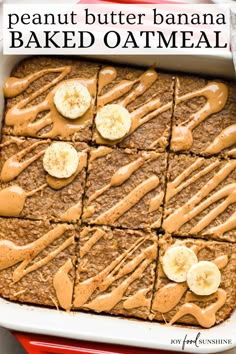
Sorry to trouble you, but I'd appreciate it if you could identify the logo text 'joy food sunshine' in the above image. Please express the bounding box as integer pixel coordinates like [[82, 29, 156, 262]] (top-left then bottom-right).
[[170, 332, 233, 350]]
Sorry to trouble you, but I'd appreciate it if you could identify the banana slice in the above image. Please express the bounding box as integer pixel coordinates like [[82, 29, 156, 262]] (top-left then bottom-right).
[[54, 81, 91, 119], [162, 246, 198, 283], [43, 142, 79, 178], [95, 104, 131, 140], [187, 261, 221, 296]]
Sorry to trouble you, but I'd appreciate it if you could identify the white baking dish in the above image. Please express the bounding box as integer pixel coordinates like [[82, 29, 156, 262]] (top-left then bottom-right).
[[0, 47, 235, 354]]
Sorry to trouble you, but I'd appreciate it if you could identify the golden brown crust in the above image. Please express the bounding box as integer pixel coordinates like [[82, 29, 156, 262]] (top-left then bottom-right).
[[0, 136, 88, 222], [171, 74, 236, 157], [73, 226, 158, 319], [0, 56, 235, 328], [151, 235, 236, 326], [0, 218, 76, 310], [83, 148, 167, 229]]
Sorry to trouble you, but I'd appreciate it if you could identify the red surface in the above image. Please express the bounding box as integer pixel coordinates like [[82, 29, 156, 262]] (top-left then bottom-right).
[[13, 332, 180, 354]]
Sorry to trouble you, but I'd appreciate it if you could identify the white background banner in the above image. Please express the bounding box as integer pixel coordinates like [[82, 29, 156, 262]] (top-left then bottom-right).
[[3, 3, 230, 55]]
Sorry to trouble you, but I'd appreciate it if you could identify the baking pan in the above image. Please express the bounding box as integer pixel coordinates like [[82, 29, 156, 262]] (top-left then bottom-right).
[[0, 1, 235, 351], [0, 43, 235, 353]]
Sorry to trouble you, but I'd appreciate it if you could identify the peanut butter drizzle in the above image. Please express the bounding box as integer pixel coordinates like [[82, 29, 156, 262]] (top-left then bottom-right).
[[148, 131, 168, 149], [0, 183, 47, 218], [130, 101, 170, 134], [95, 99, 171, 146], [165, 158, 215, 202], [171, 81, 228, 151], [99, 243, 155, 293], [82, 206, 95, 220], [60, 201, 82, 222], [53, 259, 73, 311], [98, 68, 157, 108], [152, 283, 188, 313], [0, 139, 52, 216], [170, 182, 236, 235], [74, 236, 154, 308], [85, 257, 154, 312], [4, 67, 96, 140], [75, 239, 139, 306], [0, 140, 48, 183], [13, 289, 26, 297], [123, 288, 150, 309], [46, 152, 87, 190], [4, 67, 233, 154], [98, 79, 136, 108], [0, 224, 73, 282], [87, 151, 160, 205], [98, 67, 117, 94], [204, 124, 236, 154], [97, 68, 232, 154], [163, 160, 236, 235], [185, 290, 219, 304], [5, 66, 71, 126], [0, 186, 26, 217], [168, 289, 227, 328], [149, 191, 164, 213], [190, 183, 236, 234], [227, 148, 236, 158], [3, 68, 68, 98], [80, 229, 105, 258], [89, 146, 113, 164], [119, 70, 158, 107], [213, 255, 228, 269], [93, 175, 159, 225], [0, 137, 24, 148], [96, 67, 173, 146], [208, 211, 236, 236], [15, 236, 74, 283], [26, 183, 47, 197], [153, 254, 228, 326], [150, 218, 161, 229], [81, 243, 156, 312]]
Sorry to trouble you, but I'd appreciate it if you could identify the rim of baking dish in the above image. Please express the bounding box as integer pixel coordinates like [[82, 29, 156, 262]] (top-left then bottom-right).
[[0, 297, 236, 353]]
